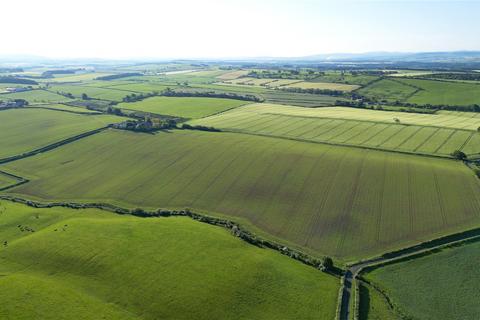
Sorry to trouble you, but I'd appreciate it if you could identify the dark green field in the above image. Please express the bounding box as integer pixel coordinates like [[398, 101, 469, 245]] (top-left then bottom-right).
[[363, 239, 480, 320]]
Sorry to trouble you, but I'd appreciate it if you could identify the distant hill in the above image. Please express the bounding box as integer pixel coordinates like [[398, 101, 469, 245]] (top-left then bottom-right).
[[300, 51, 480, 63]]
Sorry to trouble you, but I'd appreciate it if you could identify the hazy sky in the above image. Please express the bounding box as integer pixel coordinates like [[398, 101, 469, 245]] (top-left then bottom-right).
[[3, 0, 479, 59]]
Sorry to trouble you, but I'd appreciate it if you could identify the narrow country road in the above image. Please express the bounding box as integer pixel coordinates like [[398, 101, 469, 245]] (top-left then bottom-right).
[[338, 232, 480, 320]]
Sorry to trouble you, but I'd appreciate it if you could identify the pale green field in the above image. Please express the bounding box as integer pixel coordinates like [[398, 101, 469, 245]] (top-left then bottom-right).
[[48, 84, 132, 101], [0, 108, 124, 160], [0, 200, 339, 320], [102, 82, 171, 93], [118, 96, 248, 118], [283, 81, 360, 91], [0, 89, 71, 104], [45, 73, 114, 82], [216, 70, 250, 80], [27, 103, 101, 114], [3, 129, 480, 261], [189, 104, 480, 157]]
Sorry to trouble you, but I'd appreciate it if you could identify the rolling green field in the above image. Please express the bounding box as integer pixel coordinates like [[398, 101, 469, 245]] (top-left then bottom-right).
[[0, 89, 72, 104], [3, 129, 480, 261], [283, 81, 360, 91], [0, 108, 124, 160], [0, 200, 339, 320], [117, 96, 248, 118], [357, 79, 418, 102], [400, 78, 480, 106], [27, 103, 102, 114], [189, 103, 480, 157], [48, 84, 133, 101], [0, 172, 18, 190], [360, 77, 480, 106], [363, 239, 480, 320]]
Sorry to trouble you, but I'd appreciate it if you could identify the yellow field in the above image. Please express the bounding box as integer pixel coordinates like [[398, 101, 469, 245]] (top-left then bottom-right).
[[216, 70, 250, 80]]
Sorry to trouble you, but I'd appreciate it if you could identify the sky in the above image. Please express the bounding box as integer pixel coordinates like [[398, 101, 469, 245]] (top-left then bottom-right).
[[2, 0, 480, 59]]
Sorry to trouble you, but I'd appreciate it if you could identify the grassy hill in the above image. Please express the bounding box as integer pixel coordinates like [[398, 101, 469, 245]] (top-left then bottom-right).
[[0, 200, 339, 320], [3, 129, 480, 261]]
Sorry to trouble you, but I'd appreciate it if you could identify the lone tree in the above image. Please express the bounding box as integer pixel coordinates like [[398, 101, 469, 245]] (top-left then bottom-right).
[[81, 93, 89, 100], [451, 150, 467, 160], [321, 256, 334, 272]]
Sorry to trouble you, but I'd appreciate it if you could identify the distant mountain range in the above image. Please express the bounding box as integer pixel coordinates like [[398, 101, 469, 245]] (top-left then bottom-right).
[[298, 51, 480, 63], [2, 51, 480, 66]]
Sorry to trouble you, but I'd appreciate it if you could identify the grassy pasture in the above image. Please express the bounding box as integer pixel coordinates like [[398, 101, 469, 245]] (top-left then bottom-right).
[[27, 103, 102, 114], [358, 79, 418, 102], [363, 239, 480, 320], [117, 96, 248, 118], [48, 84, 131, 101], [311, 72, 378, 86], [0, 172, 18, 189], [0, 200, 339, 320], [189, 104, 480, 157], [3, 129, 480, 261], [400, 78, 480, 106], [283, 81, 360, 91], [102, 82, 171, 93], [0, 108, 123, 160], [0, 89, 71, 104], [45, 73, 114, 82]]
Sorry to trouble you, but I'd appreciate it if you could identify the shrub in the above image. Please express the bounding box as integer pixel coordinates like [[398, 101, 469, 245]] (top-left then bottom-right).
[[451, 150, 467, 160]]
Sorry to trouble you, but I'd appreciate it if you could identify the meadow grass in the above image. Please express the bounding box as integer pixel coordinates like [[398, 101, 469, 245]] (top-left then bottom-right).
[[0, 89, 72, 104], [400, 78, 480, 106], [363, 239, 480, 320], [3, 129, 480, 261], [48, 84, 132, 101], [117, 96, 248, 118], [27, 103, 101, 114], [189, 103, 480, 157], [0, 108, 124, 160], [0, 172, 17, 189], [283, 81, 360, 91], [358, 79, 418, 102], [0, 200, 339, 320]]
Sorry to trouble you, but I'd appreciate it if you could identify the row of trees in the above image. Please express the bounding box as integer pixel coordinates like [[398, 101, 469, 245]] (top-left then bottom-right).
[[0, 76, 38, 85]]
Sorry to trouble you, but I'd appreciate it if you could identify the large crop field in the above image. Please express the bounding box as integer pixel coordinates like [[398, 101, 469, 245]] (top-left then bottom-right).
[[363, 239, 480, 320], [401, 78, 480, 106], [0, 200, 339, 319], [3, 129, 480, 260], [282, 81, 360, 91], [0, 89, 72, 104], [189, 103, 480, 157], [117, 96, 248, 118], [357, 79, 418, 102], [0, 108, 124, 160], [48, 84, 133, 101]]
